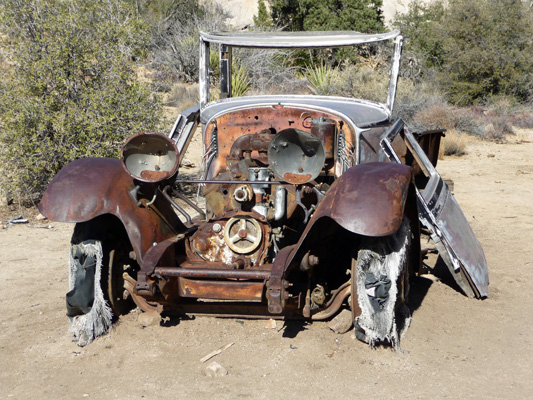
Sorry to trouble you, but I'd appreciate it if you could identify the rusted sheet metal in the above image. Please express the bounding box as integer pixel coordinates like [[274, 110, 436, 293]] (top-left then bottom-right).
[[204, 106, 354, 179], [283, 172, 312, 184], [178, 278, 264, 301], [413, 130, 445, 169], [138, 235, 182, 278], [310, 118, 336, 158], [266, 245, 296, 314], [260, 162, 412, 313], [228, 131, 272, 160], [313, 162, 412, 237], [359, 126, 390, 164], [38, 158, 184, 264], [186, 212, 269, 266], [140, 170, 171, 181]]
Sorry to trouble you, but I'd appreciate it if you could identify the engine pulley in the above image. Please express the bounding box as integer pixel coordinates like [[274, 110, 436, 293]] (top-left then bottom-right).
[[224, 216, 262, 254]]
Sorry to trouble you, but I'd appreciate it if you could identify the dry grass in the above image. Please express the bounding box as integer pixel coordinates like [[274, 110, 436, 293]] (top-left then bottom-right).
[[441, 129, 469, 157], [412, 103, 457, 131], [165, 83, 199, 110]]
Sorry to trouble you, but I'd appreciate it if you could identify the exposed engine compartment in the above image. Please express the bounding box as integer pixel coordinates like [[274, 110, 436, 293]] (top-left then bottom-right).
[[189, 115, 342, 270]]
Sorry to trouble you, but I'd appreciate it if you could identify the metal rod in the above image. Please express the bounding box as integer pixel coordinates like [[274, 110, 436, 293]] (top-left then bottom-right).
[[174, 179, 291, 185], [155, 266, 271, 280], [173, 190, 206, 220], [162, 186, 192, 224]]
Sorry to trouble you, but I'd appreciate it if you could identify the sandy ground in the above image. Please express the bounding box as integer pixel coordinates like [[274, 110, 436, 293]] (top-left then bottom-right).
[[1, 129, 533, 399]]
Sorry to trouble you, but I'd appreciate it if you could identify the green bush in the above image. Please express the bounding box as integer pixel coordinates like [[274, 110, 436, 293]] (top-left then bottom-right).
[[394, 0, 533, 106], [393, 0, 445, 70], [253, 0, 273, 29], [147, 0, 230, 82], [0, 0, 163, 201], [439, 0, 533, 106], [270, 0, 384, 33]]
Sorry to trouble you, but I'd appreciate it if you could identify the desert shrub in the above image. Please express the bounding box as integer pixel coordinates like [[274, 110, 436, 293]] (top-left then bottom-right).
[[509, 111, 533, 130], [331, 64, 389, 103], [231, 45, 301, 94], [439, 0, 533, 105], [453, 109, 486, 137], [148, 0, 231, 82], [166, 83, 199, 109], [394, 0, 533, 106], [251, 72, 309, 95], [407, 102, 488, 137], [393, 0, 446, 70], [394, 87, 484, 138], [304, 63, 334, 95], [483, 118, 514, 141], [393, 76, 444, 124], [231, 64, 252, 97], [0, 0, 163, 200], [442, 130, 468, 156], [410, 103, 458, 132]]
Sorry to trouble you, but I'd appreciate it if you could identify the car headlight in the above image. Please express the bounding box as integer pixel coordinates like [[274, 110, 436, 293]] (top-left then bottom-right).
[[121, 132, 179, 183], [268, 128, 326, 184]]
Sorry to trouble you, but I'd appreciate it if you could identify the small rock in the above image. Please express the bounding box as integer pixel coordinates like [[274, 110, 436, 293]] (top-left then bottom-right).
[[328, 309, 353, 334], [181, 158, 195, 168], [204, 361, 228, 377], [138, 311, 161, 327], [264, 318, 276, 329], [487, 153, 495, 158], [35, 213, 47, 221]]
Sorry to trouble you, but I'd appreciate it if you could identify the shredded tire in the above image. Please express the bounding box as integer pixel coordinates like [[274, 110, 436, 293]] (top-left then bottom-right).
[[68, 241, 113, 346], [354, 218, 410, 349]]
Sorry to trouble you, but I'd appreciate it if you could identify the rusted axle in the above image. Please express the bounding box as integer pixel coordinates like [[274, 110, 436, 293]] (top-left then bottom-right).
[[154, 266, 271, 280]]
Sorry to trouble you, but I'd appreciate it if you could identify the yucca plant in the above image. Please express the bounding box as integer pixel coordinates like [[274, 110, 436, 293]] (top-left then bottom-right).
[[232, 64, 251, 97], [305, 63, 334, 95]]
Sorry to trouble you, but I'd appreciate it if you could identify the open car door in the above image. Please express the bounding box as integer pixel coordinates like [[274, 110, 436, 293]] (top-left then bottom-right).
[[381, 120, 489, 298]]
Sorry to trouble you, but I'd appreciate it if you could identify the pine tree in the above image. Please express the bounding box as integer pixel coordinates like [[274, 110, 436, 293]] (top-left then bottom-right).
[[270, 0, 384, 33]]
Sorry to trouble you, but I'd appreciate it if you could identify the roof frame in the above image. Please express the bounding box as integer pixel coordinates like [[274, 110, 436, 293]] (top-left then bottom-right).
[[199, 30, 403, 113]]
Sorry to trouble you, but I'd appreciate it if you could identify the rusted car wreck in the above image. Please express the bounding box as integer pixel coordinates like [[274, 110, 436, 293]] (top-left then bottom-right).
[[39, 30, 489, 347]]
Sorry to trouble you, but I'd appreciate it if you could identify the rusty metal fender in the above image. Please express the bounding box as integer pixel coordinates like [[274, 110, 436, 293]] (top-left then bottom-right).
[[313, 162, 412, 237], [264, 162, 413, 313], [38, 158, 184, 264]]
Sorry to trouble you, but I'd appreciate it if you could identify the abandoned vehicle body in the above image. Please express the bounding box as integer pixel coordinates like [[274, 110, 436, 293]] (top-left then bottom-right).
[[39, 30, 489, 347]]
